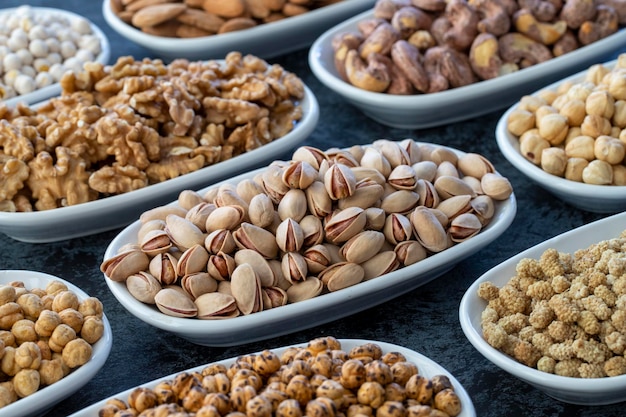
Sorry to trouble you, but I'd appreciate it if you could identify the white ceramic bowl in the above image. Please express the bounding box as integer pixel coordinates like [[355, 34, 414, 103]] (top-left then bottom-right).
[[0, 85, 318, 243], [459, 211, 626, 406], [0, 270, 112, 417], [308, 10, 626, 129], [68, 338, 476, 417], [1, 7, 110, 108], [495, 58, 626, 214], [102, 0, 375, 61], [103, 141, 517, 347]]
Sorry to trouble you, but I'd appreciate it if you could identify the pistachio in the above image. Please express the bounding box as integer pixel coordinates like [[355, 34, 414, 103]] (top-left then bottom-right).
[[361, 251, 400, 280], [263, 287, 288, 309], [281, 252, 308, 284], [415, 179, 439, 208], [185, 202, 217, 231], [180, 272, 218, 300], [149, 253, 179, 285], [324, 207, 367, 244], [291, 146, 328, 170], [248, 193, 276, 229], [448, 213, 482, 242], [319, 262, 365, 292], [140, 206, 188, 224], [470, 195, 495, 226], [430, 147, 458, 166], [433, 176, 476, 200], [262, 164, 289, 204], [394, 240, 427, 266], [351, 167, 387, 186], [400, 138, 422, 164], [387, 165, 417, 190], [126, 271, 161, 304], [412, 161, 437, 182], [457, 153, 494, 179], [303, 244, 332, 274], [340, 231, 386, 264], [234, 249, 275, 287], [101, 248, 150, 282], [236, 179, 265, 204], [300, 215, 324, 247], [176, 244, 210, 277], [383, 213, 413, 244], [154, 288, 197, 318], [139, 229, 172, 256], [233, 223, 279, 259], [338, 179, 384, 210], [278, 189, 308, 222], [328, 149, 360, 167], [137, 219, 166, 246], [214, 185, 249, 215], [286, 277, 323, 303], [204, 229, 236, 255], [230, 263, 262, 315], [275, 218, 305, 253], [205, 205, 245, 232], [178, 190, 205, 211], [435, 195, 472, 223], [282, 160, 318, 189], [364, 207, 386, 231], [165, 214, 206, 251], [380, 190, 419, 215], [480, 173, 513, 200], [373, 139, 411, 168], [324, 163, 357, 200], [410, 206, 448, 253], [360, 147, 391, 178], [195, 292, 239, 319], [207, 252, 236, 281], [435, 161, 460, 179], [305, 181, 333, 218]]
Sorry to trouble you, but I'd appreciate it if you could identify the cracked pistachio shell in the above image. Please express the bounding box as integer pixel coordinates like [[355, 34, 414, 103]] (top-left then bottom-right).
[[324, 163, 357, 200], [416, 179, 440, 208], [430, 147, 458, 166], [457, 153, 495, 179], [137, 219, 166, 246], [303, 244, 332, 274], [154, 288, 197, 318], [383, 213, 413, 244], [214, 186, 249, 213], [233, 222, 279, 259], [230, 263, 262, 315], [324, 207, 367, 244], [400, 139, 422, 165], [300, 215, 324, 247], [165, 214, 205, 251], [139, 229, 172, 256], [338, 180, 384, 210], [205, 205, 245, 232], [281, 252, 308, 284], [435, 195, 472, 223], [181, 272, 218, 300], [328, 149, 360, 167], [276, 218, 305, 253], [126, 271, 161, 304], [412, 161, 438, 182], [178, 190, 205, 211], [361, 251, 400, 280], [340, 231, 385, 264], [100, 249, 150, 282], [319, 262, 365, 292], [380, 190, 420, 215], [286, 277, 323, 303], [248, 193, 276, 229], [263, 287, 288, 309], [236, 179, 265, 204], [373, 139, 411, 168], [410, 206, 449, 253], [195, 292, 239, 319], [278, 189, 308, 222], [435, 161, 460, 179], [140, 205, 188, 224], [291, 146, 328, 170], [480, 173, 513, 200], [388, 165, 418, 190], [351, 167, 387, 186], [394, 240, 427, 266], [282, 160, 318, 189], [234, 249, 275, 287], [185, 202, 217, 231], [305, 181, 333, 218], [434, 176, 476, 200], [365, 207, 386, 231], [176, 244, 210, 277], [448, 213, 482, 242], [360, 147, 391, 178], [204, 229, 236, 255], [470, 195, 495, 226], [207, 252, 235, 281], [149, 252, 179, 285], [262, 164, 290, 204]]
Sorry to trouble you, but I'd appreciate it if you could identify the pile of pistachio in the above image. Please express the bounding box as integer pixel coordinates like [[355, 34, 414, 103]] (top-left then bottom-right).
[[101, 139, 513, 319]]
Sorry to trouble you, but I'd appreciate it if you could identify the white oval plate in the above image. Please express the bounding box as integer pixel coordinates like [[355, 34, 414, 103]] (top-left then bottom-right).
[[68, 338, 476, 416], [0, 270, 112, 417], [102, 0, 376, 61], [496, 57, 626, 214], [460, 211, 626, 405], [103, 141, 517, 347], [309, 9, 626, 129], [0, 84, 318, 243], [1, 7, 111, 108]]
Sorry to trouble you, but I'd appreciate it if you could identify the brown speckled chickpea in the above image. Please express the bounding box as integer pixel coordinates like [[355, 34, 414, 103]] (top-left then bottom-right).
[[48, 323, 76, 353], [39, 358, 64, 386], [434, 388, 462, 416], [13, 368, 39, 398], [34, 309, 61, 338], [376, 400, 406, 417], [276, 398, 302, 417], [285, 374, 313, 407], [365, 360, 393, 385], [340, 359, 366, 389], [254, 349, 282, 377], [16, 293, 43, 321], [405, 374, 433, 404], [231, 385, 257, 412], [59, 308, 84, 333], [391, 361, 418, 386], [357, 381, 386, 408], [430, 375, 453, 394], [61, 338, 92, 368], [0, 302, 24, 330], [45, 281, 68, 296], [182, 385, 209, 413], [310, 352, 333, 378], [128, 387, 159, 413], [11, 319, 37, 344], [80, 315, 104, 344], [202, 391, 231, 415], [305, 397, 336, 417], [78, 296, 104, 318], [349, 343, 383, 363], [381, 352, 407, 366]]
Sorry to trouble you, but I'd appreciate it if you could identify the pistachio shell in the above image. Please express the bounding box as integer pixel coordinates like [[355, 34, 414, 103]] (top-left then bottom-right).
[[286, 277, 323, 302], [205, 205, 245, 232], [263, 287, 288, 309], [230, 263, 262, 315], [412, 161, 437, 182], [185, 202, 217, 231], [448, 213, 482, 242], [214, 186, 249, 214], [433, 176, 476, 200], [282, 160, 318, 189], [140, 206, 188, 224], [176, 244, 210, 276], [154, 288, 197, 318], [204, 229, 236, 255], [340, 231, 385, 264], [262, 164, 289, 203], [195, 292, 239, 319], [361, 251, 400, 280], [328, 149, 360, 167], [481, 173, 513, 200], [400, 138, 422, 165], [126, 271, 161, 304], [394, 240, 427, 266], [281, 252, 308, 284], [278, 189, 307, 221], [324, 207, 367, 244], [300, 215, 324, 247], [233, 223, 279, 259], [410, 206, 449, 253], [305, 181, 333, 218], [234, 249, 275, 287], [324, 163, 357, 200], [178, 190, 205, 210], [435, 161, 460, 179], [207, 252, 235, 281], [380, 190, 419, 215], [415, 179, 440, 208], [149, 252, 179, 285], [471, 195, 495, 225], [435, 195, 472, 223], [364, 207, 386, 231], [139, 229, 172, 256], [457, 153, 495, 179], [337, 180, 384, 210], [387, 165, 417, 190], [248, 193, 276, 229], [430, 147, 458, 166], [165, 214, 206, 251], [373, 139, 411, 168], [350, 167, 387, 186], [303, 244, 331, 274], [291, 146, 328, 170], [276, 218, 305, 253], [383, 213, 413, 244], [360, 147, 391, 178], [319, 262, 365, 292], [100, 249, 150, 282], [236, 179, 265, 204], [137, 219, 166, 245], [181, 272, 218, 300]]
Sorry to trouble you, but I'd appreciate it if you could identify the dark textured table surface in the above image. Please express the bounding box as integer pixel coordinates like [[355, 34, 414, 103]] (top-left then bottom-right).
[[0, 1, 623, 416]]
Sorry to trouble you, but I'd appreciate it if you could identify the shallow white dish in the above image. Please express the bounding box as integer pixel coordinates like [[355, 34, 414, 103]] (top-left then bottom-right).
[[0, 85, 318, 243], [459, 211, 626, 405], [495, 58, 626, 214], [308, 9, 626, 129], [1, 7, 110, 108], [68, 338, 476, 416], [103, 142, 517, 347], [0, 270, 112, 417], [102, 0, 376, 61]]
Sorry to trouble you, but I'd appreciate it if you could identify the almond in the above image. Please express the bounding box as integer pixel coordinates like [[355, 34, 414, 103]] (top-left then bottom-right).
[[202, 0, 246, 18], [131, 3, 187, 28]]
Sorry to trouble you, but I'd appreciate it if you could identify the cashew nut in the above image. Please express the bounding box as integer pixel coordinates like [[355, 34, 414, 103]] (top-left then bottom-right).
[[470, 32, 519, 80], [390, 40, 430, 93], [498, 32, 553, 68], [332, 32, 364, 82], [358, 22, 400, 59], [514, 8, 567, 45], [518, 0, 562, 22], [559, 0, 597, 29], [578, 5, 619, 45], [468, 0, 512, 36], [344, 49, 391, 93]]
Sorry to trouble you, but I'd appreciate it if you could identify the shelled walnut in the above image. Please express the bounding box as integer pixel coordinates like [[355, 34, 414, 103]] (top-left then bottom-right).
[[333, 0, 625, 94], [0, 52, 305, 212], [110, 0, 346, 38]]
